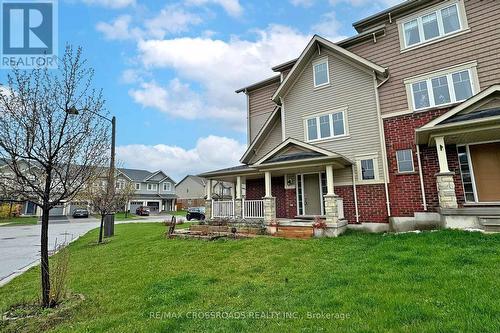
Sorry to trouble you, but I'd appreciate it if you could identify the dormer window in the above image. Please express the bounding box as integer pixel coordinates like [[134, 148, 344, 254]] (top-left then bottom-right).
[[400, 1, 467, 50], [313, 58, 329, 87]]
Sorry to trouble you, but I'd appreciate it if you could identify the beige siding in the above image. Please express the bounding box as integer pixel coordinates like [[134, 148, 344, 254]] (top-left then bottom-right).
[[347, 0, 500, 116], [250, 118, 283, 164], [283, 50, 384, 184], [248, 81, 280, 142]]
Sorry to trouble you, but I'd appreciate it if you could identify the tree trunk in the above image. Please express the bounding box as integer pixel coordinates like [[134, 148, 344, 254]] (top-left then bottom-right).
[[98, 214, 104, 243], [41, 207, 51, 307], [9, 201, 13, 217]]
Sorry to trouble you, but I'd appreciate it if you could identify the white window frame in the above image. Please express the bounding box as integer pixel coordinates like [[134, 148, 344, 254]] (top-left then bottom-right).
[[147, 183, 157, 191], [135, 183, 140, 190], [312, 57, 330, 88], [398, 0, 469, 51], [356, 155, 380, 183], [163, 182, 171, 191], [303, 107, 348, 143], [396, 149, 415, 173], [404, 62, 479, 112]]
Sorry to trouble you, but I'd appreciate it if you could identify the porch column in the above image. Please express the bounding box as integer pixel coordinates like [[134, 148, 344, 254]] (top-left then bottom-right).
[[234, 176, 243, 218], [434, 136, 458, 209], [263, 171, 276, 224], [205, 179, 213, 219], [323, 165, 347, 237]]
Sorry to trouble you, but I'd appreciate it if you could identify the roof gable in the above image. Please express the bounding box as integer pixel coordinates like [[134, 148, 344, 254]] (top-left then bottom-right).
[[271, 35, 386, 103], [422, 85, 500, 129]]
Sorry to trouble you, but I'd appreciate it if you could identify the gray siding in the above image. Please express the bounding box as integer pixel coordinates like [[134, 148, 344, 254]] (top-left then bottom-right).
[[283, 50, 384, 184], [248, 81, 280, 142], [176, 177, 206, 199], [347, 0, 500, 116], [250, 118, 283, 164]]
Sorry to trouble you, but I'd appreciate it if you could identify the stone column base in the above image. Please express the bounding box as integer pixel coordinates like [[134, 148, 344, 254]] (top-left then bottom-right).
[[204, 199, 212, 220], [436, 172, 458, 209], [234, 198, 242, 219], [263, 197, 276, 224], [324, 220, 348, 237], [323, 194, 339, 224]]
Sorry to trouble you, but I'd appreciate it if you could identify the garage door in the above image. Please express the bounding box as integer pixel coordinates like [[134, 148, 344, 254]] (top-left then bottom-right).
[[130, 201, 143, 212], [49, 205, 64, 216], [147, 202, 160, 213]]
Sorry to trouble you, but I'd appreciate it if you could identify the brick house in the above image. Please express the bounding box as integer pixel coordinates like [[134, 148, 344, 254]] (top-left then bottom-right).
[[200, 0, 500, 234]]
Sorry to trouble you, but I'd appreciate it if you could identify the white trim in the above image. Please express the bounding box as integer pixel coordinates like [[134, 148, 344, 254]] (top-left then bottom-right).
[[312, 56, 330, 88], [465, 144, 479, 203], [144, 170, 167, 181], [398, 0, 468, 51], [356, 155, 380, 183], [303, 107, 348, 142], [405, 63, 479, 112], [271, 35, 387, 103]]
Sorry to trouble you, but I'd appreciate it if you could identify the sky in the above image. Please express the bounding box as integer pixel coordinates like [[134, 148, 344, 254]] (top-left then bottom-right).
[[2, 0, 403, 181]]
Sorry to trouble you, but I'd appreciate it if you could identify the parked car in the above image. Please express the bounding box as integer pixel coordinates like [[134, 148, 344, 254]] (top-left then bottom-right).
[[136, 206, 150, 216], [186, 207, 205, 221], [72, 209, 89, 218]]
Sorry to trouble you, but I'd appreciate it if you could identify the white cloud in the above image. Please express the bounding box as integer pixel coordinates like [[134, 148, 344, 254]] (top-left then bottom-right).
[[96, 15, 142, 41], [144, 5, 203, 39], [116, 135, 246, 180], [82, 0, 135, 9], [311, 11, 347, 42], [290, 0, 314, 7], [186, 0, 243, 17], [133, 24, 312, 131]]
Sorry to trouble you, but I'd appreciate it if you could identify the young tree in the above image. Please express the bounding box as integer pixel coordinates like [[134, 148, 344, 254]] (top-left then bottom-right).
[[0, 46, 110, 308], [78, 174, 135, 243]]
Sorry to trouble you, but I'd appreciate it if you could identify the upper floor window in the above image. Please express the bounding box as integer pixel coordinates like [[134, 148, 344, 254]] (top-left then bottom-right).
[[115, 181, 125, 190], [305, 109, 346, 142], [401, 2, 466, 50], [147, 183, 157, 191], [313, 58, 329, 87], [405, 63, 478, 111], [135, 183, 140, 190], [163, 182, 171, 191]]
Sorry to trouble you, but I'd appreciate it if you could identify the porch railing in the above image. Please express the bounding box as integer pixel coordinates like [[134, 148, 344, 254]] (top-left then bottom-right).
[[243, 199, 264, 219], [336, 198, 344, 220], [212, 200, 234, 218]]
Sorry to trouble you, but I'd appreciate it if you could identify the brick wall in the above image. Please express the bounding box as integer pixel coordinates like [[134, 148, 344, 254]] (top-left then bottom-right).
[[335, 184, 388, 224], [246, 177, 296, 219], [383, 109, 465, 216]]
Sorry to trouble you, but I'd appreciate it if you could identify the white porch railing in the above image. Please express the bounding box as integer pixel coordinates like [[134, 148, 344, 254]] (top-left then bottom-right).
[[243, 199, 264, 219], [336, 198, 344, 220], [212, 200, 234, 218]]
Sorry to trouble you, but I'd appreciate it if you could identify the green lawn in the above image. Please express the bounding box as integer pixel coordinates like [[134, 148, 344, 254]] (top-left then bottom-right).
[[0, 216, 38, 226], [1, 224, 499, 332], [113, 212, 138, 221], [166, 210, 188, 217]]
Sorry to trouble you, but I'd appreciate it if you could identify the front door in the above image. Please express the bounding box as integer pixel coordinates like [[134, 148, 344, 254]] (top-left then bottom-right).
[[303, 174, 322, 215], [470, 142, 500, 202]]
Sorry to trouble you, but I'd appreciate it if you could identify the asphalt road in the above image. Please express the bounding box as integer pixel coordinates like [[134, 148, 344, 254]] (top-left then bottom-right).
[[0, 215, 173, 286]]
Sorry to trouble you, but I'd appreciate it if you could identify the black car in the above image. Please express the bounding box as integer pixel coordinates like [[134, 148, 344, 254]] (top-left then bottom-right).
[[136, 206, 151, 216], [72, 209, 89, 218], [186, 207, 205, 221]]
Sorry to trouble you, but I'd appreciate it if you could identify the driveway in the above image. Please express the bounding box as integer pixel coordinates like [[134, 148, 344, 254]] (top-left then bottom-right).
[[0, 215, 175, 286]]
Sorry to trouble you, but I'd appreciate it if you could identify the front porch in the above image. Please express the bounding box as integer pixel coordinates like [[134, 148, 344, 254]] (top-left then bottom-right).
[[200, 139, 352, 237]]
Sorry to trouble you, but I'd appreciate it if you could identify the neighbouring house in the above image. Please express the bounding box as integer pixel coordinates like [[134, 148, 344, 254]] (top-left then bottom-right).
[[0, 162, 177, 216], [175, 175, 234, 209], [200, 0, 500, 234]]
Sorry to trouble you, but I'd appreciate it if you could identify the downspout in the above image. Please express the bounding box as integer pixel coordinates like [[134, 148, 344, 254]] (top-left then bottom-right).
[[352, 167, 360, 223], [373, 71, 391, 217], [416, 144, 428, 211]]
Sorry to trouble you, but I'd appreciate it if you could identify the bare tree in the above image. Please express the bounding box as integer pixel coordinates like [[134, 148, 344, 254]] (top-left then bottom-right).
[[78, 174, 135, 243], [0, 46, 110, 308]]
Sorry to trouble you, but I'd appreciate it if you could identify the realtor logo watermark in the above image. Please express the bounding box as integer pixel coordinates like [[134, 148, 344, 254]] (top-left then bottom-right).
[[1, 0, 58, 68]]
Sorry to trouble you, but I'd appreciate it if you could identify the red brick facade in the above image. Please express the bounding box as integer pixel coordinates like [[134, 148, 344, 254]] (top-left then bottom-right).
[[383, 109, 465, 216], [335, 184, 388, 224], [246, 177, 296, 219]]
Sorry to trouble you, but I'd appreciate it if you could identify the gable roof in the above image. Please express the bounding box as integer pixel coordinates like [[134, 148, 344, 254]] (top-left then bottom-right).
[[175, 175, 206, 188], [254, 138, 352, 166], [235, 75, 281, 93], [421, 85, 500, 129], [271, 35, 387, 103], [118, 168, 152, 182], [240, 106, 281, 163]]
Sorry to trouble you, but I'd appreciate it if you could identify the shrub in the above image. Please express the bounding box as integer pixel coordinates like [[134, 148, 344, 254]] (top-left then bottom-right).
[[0, 203, 21, 218], [48, 245, 70, 307]]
